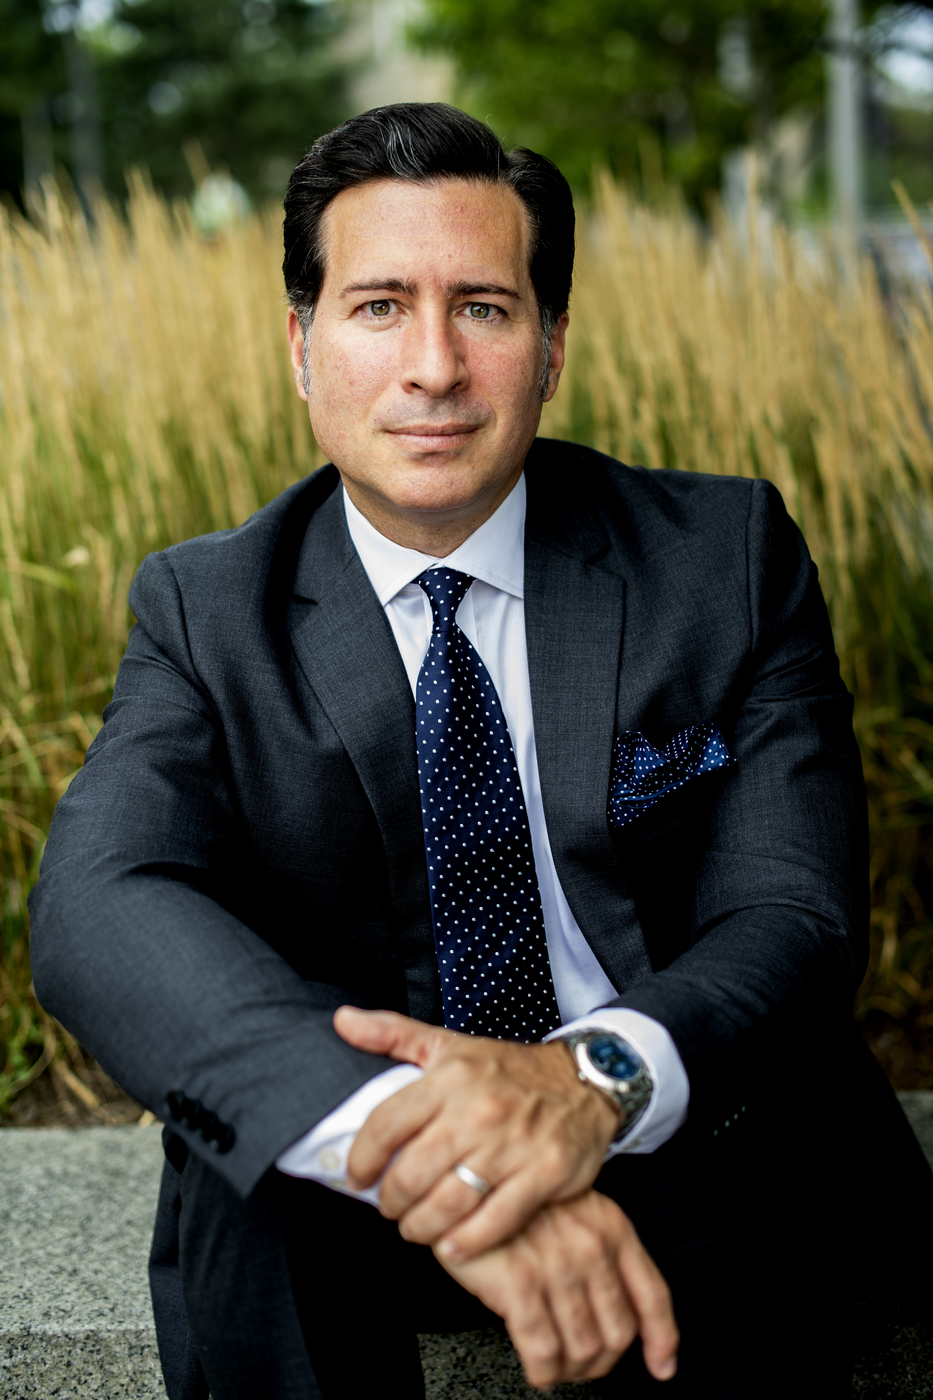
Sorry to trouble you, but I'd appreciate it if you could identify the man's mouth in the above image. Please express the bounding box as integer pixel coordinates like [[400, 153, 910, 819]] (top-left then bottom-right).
[[385, 423, 483, 448]]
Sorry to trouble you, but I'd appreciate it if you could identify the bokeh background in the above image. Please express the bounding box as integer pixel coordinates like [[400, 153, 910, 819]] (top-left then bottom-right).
[[1, 0, 933, 1122]]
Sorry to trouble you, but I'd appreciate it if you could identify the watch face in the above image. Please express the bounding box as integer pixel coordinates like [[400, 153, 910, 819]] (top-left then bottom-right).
[[588, 1035, 642, 1082]]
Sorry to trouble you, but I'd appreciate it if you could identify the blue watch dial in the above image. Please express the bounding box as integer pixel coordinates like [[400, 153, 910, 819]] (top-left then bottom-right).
[[587, 1034, 642, 1081]]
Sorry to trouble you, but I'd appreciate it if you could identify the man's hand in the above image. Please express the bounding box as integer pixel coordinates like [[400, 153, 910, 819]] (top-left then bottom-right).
[[335, 1006, 622, 1258], [436, 1190, 679, 1391]]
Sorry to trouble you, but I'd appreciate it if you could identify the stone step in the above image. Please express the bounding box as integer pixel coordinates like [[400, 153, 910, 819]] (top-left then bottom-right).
[[0, 1125, 166, 1399], [2, 1095, 932, 1399]]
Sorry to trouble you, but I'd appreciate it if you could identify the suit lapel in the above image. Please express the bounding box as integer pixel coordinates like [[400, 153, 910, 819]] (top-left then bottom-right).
[[524, 455, 653, 993], [288, 484, 439, 1021]]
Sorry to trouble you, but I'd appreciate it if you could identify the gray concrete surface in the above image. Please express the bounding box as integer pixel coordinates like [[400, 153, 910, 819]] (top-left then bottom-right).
[[0, 1126, 166, 1398], [419, 1332, 591, 1399], [900, 1092, 933, 1168], [1, 1095, 932, 1399]]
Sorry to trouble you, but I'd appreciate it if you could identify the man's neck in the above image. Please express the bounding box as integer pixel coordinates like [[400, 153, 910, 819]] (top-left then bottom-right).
[[340, 473, 523, 558]]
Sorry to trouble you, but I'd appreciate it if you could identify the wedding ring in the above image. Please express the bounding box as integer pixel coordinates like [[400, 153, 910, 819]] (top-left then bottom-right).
[[453, 1161, 491, 1196]]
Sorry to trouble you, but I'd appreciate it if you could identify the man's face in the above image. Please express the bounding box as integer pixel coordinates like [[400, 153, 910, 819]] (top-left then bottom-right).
[[287, 178, 567, 546]]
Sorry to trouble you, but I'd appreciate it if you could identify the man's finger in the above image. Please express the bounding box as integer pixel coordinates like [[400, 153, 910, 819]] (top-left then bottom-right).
[[528, 1210, 626, 1382], [346, 1079, 443, 1187], [503, 1283, 566, 1391], [613, 1220, 679, 1382], [436, 1242, 567, 1391], [393, 1162, 494, 1242], [437, 1168, 551, 1261], [333, 1006, 448, 1066], [584, 1253, 638, 1357], [378, 1128, 471, 1223], [543, 1271, 605, 1373]]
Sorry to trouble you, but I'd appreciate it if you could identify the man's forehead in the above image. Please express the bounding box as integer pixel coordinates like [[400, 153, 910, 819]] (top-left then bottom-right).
[[318, 178, 533, 292]]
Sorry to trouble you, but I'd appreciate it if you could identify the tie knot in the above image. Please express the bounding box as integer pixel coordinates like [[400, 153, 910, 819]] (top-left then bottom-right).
[[418, 568, 474, 633]]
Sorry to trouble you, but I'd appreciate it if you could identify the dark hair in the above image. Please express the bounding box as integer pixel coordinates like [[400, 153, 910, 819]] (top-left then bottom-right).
[[282, 103, 575, 333]]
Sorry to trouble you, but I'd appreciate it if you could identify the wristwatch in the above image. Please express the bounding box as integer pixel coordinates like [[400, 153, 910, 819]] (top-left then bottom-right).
[[558, 1030, 654, 1141]]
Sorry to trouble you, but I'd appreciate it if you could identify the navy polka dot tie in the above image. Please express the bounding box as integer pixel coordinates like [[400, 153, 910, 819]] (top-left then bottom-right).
[[415, 568, 561, 1041]]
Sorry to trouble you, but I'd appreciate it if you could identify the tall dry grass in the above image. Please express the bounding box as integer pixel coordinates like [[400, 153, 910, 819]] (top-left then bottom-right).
[[2, 175, 932, 1115], [0, 176, 324, 1114], [543, 173, 933, 1033]]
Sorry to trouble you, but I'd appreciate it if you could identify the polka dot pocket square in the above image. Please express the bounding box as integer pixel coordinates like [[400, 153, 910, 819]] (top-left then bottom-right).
[[608, 723, 735, 828]]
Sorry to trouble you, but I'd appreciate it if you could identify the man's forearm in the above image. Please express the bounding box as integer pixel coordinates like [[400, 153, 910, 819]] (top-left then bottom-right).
[[29, 861, 398, 1198], [608, 902, 863, 1098], [278, 1005, 689, 1211]]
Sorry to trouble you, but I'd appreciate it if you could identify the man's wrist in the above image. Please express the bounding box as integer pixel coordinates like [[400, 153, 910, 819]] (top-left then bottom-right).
[[553, 1040, 624, 1140], [552, 1030, 654, 1144]]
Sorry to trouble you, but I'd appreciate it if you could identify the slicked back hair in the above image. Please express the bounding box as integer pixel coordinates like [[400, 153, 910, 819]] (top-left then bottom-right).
[[282, 103, 575, 350]]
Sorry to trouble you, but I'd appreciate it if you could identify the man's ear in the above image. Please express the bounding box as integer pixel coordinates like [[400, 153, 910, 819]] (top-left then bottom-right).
[[543, 312, 569, 403], [287, 308, 309, 402]]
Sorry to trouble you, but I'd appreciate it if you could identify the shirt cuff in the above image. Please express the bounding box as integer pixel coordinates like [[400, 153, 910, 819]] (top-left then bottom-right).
[[546, 1008, 689, 1156], [275, 1063, 424, 1206]]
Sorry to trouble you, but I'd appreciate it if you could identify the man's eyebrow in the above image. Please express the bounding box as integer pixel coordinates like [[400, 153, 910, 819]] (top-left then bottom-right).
[[339, 279, 523, 300], [447, 282, 521, 300], [341, 279, 417, 297]]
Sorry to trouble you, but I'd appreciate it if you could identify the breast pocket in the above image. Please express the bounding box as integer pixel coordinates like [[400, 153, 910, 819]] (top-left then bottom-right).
[[607, 722, 735, 830], [608, 750, 735, 972]]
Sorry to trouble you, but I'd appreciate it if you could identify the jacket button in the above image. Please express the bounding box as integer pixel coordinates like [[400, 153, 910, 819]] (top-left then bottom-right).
[[183, 1098, 204, 1129], [201, 1111, 221, 1141], [213, 1124, 236, 1154], [166, 1090, 186, 1121]]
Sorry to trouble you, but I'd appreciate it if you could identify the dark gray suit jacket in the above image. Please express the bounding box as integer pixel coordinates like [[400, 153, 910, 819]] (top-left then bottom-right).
[[30, 437, 873, 1194]]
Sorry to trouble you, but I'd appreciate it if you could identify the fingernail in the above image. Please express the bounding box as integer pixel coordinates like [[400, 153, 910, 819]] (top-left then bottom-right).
[[657, 1355, 678, 1380], [438, 1238, 462, 1260]]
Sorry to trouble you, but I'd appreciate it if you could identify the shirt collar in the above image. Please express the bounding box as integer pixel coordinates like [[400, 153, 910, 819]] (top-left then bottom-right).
[[343, 473, 526, 606]]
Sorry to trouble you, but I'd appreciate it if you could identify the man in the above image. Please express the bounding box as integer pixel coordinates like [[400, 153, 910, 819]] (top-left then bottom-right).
[[29, 103, 931, 1400]]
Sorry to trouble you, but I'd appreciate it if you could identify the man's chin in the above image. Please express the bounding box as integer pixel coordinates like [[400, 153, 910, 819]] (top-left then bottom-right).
[[376, 439, 494, 499], [358, 459, 506, 524]]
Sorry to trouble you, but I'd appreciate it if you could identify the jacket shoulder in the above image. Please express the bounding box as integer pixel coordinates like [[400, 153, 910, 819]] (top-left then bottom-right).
[[129, 465, 340, 617], [527, 437, 775, 550]]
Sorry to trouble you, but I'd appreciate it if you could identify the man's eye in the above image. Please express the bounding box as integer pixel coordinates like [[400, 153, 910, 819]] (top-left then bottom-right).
[[468, 303, 491, 319], [368, 300, 392, 317]]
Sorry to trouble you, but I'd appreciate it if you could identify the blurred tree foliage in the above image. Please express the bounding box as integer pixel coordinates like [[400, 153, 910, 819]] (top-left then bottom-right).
[[413, 0, 837, 200], [0, 0, 348, 209], [0, 0, 68, 208], [92, 0, 347, 200]]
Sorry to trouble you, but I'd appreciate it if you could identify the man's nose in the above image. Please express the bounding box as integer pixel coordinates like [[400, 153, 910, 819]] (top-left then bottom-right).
[[399, 310, 468, 398]]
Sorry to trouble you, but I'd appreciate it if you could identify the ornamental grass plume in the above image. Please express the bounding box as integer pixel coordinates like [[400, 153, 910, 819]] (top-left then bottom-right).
[[1, 173, 932, 1115]]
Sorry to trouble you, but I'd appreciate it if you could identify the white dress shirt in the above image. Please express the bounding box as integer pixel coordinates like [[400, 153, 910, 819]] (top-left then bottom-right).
[[277, 475, 689, 1199]]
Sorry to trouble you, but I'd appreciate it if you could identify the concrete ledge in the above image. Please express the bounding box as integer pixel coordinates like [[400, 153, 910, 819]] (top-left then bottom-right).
[[0, 1126, 166, 1399], [419, 1331, 596, 1398], [2, 1096, 932, 1399], [900, 1091, 933, 1165], [2, 1329, 165, 1399], [851, 1320, 933, 1400]]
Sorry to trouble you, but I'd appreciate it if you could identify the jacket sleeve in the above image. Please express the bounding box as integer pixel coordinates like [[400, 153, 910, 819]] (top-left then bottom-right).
[[28, 550, 396, 1198], [609, 478, 870, 1107]]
